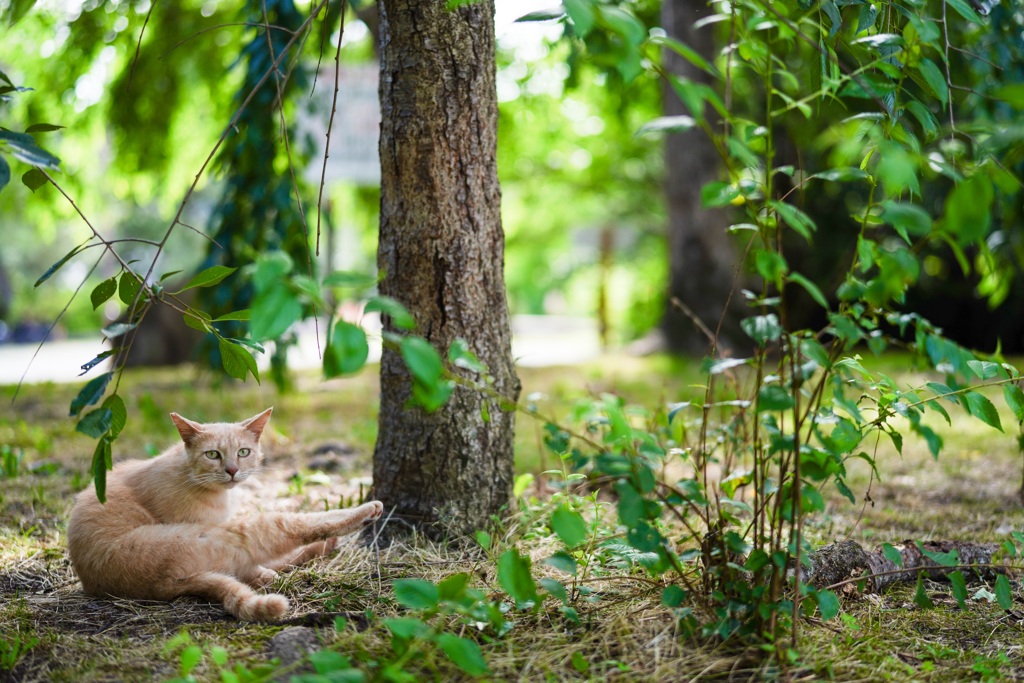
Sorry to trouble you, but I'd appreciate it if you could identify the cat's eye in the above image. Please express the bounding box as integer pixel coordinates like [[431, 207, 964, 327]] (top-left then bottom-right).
[[204, 450, 221, 460], [237, 448, 251, 458]]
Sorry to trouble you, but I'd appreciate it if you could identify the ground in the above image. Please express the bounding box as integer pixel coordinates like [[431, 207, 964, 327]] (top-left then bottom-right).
[[1, 355, 1023, 682]]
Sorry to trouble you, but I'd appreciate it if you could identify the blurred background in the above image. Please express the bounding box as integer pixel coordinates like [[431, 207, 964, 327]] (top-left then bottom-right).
[[1, 0, 1021, 380]]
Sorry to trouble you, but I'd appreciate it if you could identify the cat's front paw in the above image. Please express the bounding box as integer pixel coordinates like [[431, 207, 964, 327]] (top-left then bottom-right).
[[361, 500, 384, 523]]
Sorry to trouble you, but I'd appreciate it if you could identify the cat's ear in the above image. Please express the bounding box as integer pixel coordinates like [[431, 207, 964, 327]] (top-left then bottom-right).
[[241, 407, 273, 440], [170, 413, 204, 445]]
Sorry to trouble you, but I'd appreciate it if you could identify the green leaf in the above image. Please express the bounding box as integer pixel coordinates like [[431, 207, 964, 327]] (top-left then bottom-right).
[[25, 123, 63, 133], [788, 273, 829, 309], [636, 115, 696, 136], [103, 394, 127, 438], [905, 99, 939, 141], [816, 589, 840, 621], [91, 437, 112, 503], [0, 129, 60, 168], [916, 58, 948, 106], [382, 617, 428, 641], [90, 277, 118, 310], [536, 578, 566, 605], [754, 249, 788, 283], [741, 314, 782, 345], [943, 174, 993, 245], [856, 2, 878, 33], [118, 271, 143, 305], [401, 337, 444, 384], [250, 285, 302, 340], [79, 349, 115, 375], [35, 244, 85, 287], [701, 181, 741, 208], [571, 651, 590, 675], [437, 573, 470, 601], [1003, 384, 1024, 423], [252, 251, 293, 291], [769, 200, 817, 240], [497, 549, 538, 608], [515, 8, 564, 22], [322, 270, 377, 289], [662, 585, 686, 608], [994, 574, 1013, 610], [212, 310, 251, 322], [325, 321, 369, 378], [811, 167, 869, 183], [882, 201, 932, 243], [101, 322, 137, 339], [0, 155, 9, 191], [218, 338, 259, 383], [179, 645, 202, 676], [944, 0, 984, 23], [949, 571, 968, 609], [365, 296, 416, 331], [563, 0, 595, 37], [821, 0, 842, 38], [70, 372, 113, 417], [393, 579, 440, 610], [913, 573, 934, 609], [77, 407, 113, 438], [177, 265, 237, 292], [308, 650, 359, 677], [544, 551, 577, 576], [993, 83, 1024, 111], [448, 338, 486, 373], [881, 543, 903, 568], [964, 391, 1002, 432], [436, 633, 489, 676], [918, 543, 957, 567], [649, 34, 719, 77], [550, 505, 588, 549]]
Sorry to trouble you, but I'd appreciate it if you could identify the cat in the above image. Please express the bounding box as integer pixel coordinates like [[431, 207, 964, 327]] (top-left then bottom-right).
[[67, 407, 384, 621]]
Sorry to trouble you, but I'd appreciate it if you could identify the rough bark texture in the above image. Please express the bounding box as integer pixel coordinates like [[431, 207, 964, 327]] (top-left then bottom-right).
[[660, 0, 745, 356], [372, 0, 520, 540], [803, 539, 1003, 593]]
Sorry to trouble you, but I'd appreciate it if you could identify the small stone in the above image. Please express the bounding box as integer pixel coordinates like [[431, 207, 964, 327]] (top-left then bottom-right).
[[269, 626, 320, 668]]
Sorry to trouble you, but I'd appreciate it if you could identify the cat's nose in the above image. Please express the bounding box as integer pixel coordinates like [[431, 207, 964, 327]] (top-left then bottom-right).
[[225, 464, 239, 478]]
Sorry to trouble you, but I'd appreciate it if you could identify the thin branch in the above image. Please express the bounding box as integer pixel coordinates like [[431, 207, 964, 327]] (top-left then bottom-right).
[[176, 221, 223, 248], [316, 0, 347, 258], [160, 21, 299, 60], [11, 253, 103, 403], [941, 0, 956, 133], [140, 0, 332, 294], [261, 0, 322, 359], [126, 0, 158, 92]]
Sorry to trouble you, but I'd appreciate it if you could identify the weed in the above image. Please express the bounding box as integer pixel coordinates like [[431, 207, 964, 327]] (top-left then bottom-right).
[[2, 444, 24, 479], [0, 630, 39, 672]]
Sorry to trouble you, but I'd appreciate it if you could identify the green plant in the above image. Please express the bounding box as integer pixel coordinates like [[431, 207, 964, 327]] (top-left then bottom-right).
[[0, 630, 38, 672], [1, 445, 24, 478], [480, 0, 1024, 659]]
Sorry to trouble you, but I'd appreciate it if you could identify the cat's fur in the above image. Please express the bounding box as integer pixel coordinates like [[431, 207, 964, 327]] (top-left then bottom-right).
[[67, 408, 383, 621]]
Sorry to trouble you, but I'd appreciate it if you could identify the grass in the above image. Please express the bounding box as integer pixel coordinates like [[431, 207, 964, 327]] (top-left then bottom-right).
[[1, 354, 1023, 681]]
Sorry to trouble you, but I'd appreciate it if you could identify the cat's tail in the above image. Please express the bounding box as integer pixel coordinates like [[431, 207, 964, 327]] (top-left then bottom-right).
[[189, 571, 289, 621]]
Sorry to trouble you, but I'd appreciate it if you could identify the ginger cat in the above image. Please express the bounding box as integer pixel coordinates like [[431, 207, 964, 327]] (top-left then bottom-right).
[[67, 408, 383, 621]]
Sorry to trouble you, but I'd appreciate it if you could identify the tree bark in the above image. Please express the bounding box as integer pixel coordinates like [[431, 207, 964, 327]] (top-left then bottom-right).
[[372, 0, 520, 540], [660, 0, 745, 356]]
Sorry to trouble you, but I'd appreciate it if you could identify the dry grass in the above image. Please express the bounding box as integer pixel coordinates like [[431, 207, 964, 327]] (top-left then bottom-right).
[[2, 355, 1024, 681]]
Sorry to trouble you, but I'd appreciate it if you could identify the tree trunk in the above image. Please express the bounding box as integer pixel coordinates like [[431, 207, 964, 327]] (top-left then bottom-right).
[[660, 0, 744, 356], [372, 0, 520, 540]]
